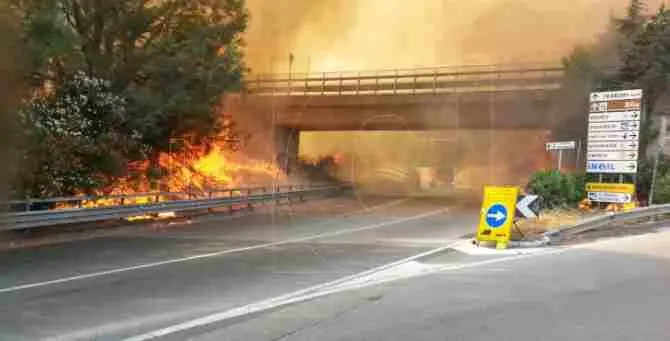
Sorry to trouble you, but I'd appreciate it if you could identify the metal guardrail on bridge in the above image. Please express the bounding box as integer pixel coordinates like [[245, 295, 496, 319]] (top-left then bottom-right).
[[0, 184, 343, 231], [246, 63, 565, 96]]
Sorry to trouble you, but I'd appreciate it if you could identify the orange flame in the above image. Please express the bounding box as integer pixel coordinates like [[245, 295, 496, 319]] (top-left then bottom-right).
[[56, 131, 284, 211]]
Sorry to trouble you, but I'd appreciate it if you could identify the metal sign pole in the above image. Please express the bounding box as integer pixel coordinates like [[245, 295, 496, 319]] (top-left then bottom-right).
[[576, 139, 582, 170]]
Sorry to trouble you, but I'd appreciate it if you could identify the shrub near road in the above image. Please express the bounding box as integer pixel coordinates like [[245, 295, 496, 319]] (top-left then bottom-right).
[[527, 170, 586, 209]]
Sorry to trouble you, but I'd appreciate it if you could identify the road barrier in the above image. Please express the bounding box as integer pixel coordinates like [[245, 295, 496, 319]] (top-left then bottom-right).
[[248, 63, 569, 97], [0, 184, 344, 231], [549, 203, 670, 241]]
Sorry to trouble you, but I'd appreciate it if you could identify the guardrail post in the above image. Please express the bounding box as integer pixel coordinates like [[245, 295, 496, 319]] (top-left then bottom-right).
[[433, 69, 437, 95], [413, 73, 417, 95], [25, 198, 31, 212], [304, 76, 308, 96], [229, 189, 234, 214], [393, 70, 398, 94], [247, 188, 253, 211], [120, 195, 125, 205], [256, 74, 261, 94], [338, 73, 343, 95], [374, 72, 379, 95], [321, 72, 325, 95], [356, 72, 361, 95]]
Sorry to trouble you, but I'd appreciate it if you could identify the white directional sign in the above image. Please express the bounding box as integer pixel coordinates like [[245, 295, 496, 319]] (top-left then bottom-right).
[[545, 141, 576, 151], [587, 192, 632, 203], [588, 131, 639, 142], [587, 89, 642, 174], [589, 111, 641, 122], [587, 151, 638, 161], [588, 121, 640, 132], [587, 141, 639, 151], [590, 89, 643, 102], [586, 160, 638, 174]]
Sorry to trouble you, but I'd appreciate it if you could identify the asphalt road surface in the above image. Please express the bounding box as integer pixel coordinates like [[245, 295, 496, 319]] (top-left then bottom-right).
[[5, 195, 667, 341], [181, 228, 670, 341], [0, 196, 477, 340]]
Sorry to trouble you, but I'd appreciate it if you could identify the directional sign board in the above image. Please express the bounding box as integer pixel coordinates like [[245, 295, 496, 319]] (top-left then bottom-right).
[[587, 151, 638, 161], [588, 192, 633, 203], [586, 183, 635, 204], [588, 131, 639, 142], [588, 121, 640, 132], [586, 160, 638, 173], [477, 186, 519, 247], [587, 141, 639, 152], [590, 89, 643, 102], [586, 182, 635, 194], [545, 141, 576, 151], [589, 111, 641, 122], [587, 89, 643, 174]]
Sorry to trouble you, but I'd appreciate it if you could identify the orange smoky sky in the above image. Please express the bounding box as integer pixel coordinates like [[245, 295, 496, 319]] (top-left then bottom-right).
[[245, 0, 663, 74]]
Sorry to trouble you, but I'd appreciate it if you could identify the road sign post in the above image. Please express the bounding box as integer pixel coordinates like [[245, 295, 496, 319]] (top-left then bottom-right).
[[546, 141, 576, 172], [586, 89, 642, 205], [477, 186, 519, 249]]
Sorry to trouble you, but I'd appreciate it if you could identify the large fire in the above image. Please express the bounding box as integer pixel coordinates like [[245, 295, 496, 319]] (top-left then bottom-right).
[[59, 133, 285, 210]]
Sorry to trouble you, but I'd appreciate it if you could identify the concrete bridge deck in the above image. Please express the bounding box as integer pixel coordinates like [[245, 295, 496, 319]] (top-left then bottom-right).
[[237, 64, 565, 131]]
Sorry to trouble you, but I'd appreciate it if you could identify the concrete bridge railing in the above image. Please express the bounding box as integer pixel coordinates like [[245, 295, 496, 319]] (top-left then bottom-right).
[[246, 63, 565, 97]]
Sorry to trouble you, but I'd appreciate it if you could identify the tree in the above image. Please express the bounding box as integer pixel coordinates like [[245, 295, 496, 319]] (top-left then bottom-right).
[[15, 0, 248, 153], [617, 0, 647, 38], [9, 0, 249, 196], [18, 71, 145, 197], [0, 3, 25, 202], [619, 5, 670, 114]]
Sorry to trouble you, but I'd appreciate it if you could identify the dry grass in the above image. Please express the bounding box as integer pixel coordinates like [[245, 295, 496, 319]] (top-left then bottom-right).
[[512, 209, 593, 239]]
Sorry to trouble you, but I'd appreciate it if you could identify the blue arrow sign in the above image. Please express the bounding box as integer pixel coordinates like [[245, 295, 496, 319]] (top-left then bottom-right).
[[485, 204, 508, 228]]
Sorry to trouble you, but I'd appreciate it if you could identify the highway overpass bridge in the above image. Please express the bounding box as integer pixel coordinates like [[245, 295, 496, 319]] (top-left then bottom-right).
[[229, 64, 568, 175]]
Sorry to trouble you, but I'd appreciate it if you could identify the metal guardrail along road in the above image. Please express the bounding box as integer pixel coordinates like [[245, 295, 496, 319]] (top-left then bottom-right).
[[555, 203, 670, 239], [0, 184, 343, 231], [246, 63, 565, 96]]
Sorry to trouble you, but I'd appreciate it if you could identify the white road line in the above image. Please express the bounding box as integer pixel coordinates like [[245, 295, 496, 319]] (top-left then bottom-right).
[[124, 246, 566, 341], [0, 207, 447, 294]]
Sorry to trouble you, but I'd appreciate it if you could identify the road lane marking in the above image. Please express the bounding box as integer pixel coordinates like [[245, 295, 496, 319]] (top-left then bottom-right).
[[128, 233, 670, 340], [0, 207, 447, 294], [124, 246, 566, 341]]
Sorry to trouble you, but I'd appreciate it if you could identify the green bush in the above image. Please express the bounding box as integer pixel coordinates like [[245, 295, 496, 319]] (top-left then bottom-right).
[[527, 170, 586, 209], [650, 171, 670, 204]]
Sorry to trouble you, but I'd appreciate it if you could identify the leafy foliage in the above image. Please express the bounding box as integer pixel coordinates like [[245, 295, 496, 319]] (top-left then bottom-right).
[[7, 0, 249, 197], [18, 71, 146, 196], [16, 0, 248, 152], [527, 170, 586, 209], [635, 155, 670, 203], [650, 168, 670, 204]]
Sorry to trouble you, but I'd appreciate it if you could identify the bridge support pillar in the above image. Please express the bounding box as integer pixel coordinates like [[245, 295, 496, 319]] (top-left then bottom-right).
[[275, 127, 300, 174]]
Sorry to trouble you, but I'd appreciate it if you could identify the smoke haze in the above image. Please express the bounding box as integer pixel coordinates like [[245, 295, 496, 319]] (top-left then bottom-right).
[[242, 0, 662, 195], [246, 0, 661, 74]]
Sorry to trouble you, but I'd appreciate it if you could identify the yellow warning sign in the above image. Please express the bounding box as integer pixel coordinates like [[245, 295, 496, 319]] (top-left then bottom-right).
[[585, 183, 635, 194], [476, 186, 519, 247]]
